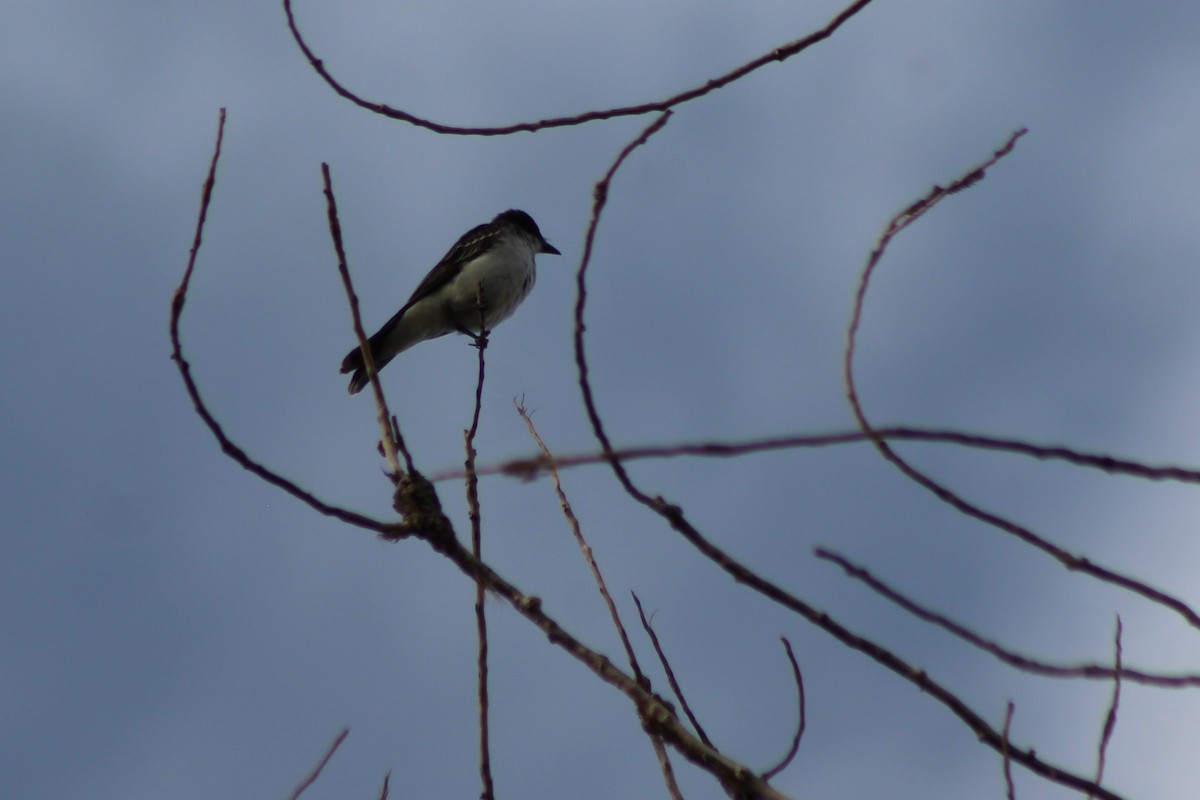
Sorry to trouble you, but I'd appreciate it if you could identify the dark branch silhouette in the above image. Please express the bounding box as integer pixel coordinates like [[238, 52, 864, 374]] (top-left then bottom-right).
[[841, 129, 1200, 632], [429, 426, 1200, 486], [283, 0, 878, 135], [517, 402, 648, 686], [569, 124, 1128, 800], [816, 548, 1200, 687], [464, 290, 494, 800], [517, 403, 682, 800], [1001, 703, 1016, 800], [1094, 618, 1123, 793], [761, 638, 806, 781], [171, 111, 399, 539], [632, 592, 715, 750], [176, 108, 796, 800], [171, 1, 1198, 792], [287, 727, 349, 800], [322, 162, 409, 476]]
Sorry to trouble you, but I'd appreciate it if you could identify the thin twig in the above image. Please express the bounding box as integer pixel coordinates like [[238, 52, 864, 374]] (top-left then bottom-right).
[[176, 113, 1132, 800], [465, 286, 493, 800], [649, 745, 686, 800], [321, 162, 409, 476], [1091, 618, 1123, 798], [415, 529, 793, 800], [761, 638, 806, 781], [622, 506, 1126, 797], [170, 111, 402, 538], [815, 548, 1200, 687], [1002, 703, 1017, 800], [568, 121, 1128, 800], [286, 727, 350, 800], [573, 111, 671, 486], [631, 592, 714, 749], [174, 112, 785, 800], [377, 770, 391, 800], [515, 401, 646, 682], [515, 402, 683, 800], [282, 0, 878, 135], [430, 426, 1200, 487], [840, 129, 1200, 632]]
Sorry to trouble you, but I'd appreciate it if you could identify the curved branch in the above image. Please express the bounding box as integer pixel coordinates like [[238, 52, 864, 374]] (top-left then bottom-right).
[[640, 500, 1126, 799], [175, 111, 787, 799], [571, 121, 1126, 799], [760, 637, 805, 781], [282, 0, 877, 135], [841, 130, 1200, 632], [573, 111, 671, 488], [170, 109, 399, 539]]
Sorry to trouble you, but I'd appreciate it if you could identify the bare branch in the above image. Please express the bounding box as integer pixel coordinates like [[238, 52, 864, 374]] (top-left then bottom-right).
[[1001, 703, 1017, 800], [170, 111, 401, 539], [631, 592, 714, 750], [408, 528, 792, 800], [626, 501, 1126, 797], [515, 402, 682, 799], [840, 129, 1200, 632], [569, 122, 1129, 799], [816, 548, 1200, 687], [173, 75, 1176, 800], [1092, 618, 1123, 797], [650, 745, 686, 800], [377, 770, 391, 800], [282, 0, 877, 135], [515, 401, 646, 683], [263, 462, 783, 800], [430, 426, 1200, 486], [287, 727, 350, 800], [165, 236, 775, 800], [573, 110, 671, 489], [321, 162, 409, 476], [761, 638, 806, 781], [465, 289, 493, 800]]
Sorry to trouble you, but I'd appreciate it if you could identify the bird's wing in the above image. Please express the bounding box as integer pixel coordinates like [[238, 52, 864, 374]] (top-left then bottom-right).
[[340, 220, 508, 377], [398, 220, 501, 312]]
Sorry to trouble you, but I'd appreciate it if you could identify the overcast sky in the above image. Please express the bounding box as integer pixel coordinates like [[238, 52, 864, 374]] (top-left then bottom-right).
[[4, 1, 1200, 798]]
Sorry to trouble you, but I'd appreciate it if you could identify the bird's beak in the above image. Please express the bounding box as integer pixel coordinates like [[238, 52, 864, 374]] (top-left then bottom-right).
[[541, 241, 561, 256]]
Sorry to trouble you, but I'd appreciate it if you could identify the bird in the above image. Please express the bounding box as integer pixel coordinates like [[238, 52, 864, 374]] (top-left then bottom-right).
[[340, 209, 560, 394]]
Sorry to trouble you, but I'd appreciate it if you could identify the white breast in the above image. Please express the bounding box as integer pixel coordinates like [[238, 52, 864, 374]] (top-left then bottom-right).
[[448, 236, 538, 331]]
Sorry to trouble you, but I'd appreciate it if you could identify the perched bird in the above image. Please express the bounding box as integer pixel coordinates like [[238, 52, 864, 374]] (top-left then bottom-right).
[[341, 209, 560, 394]]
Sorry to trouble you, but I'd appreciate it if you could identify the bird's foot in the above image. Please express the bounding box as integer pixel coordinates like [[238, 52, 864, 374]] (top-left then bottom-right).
[[457, 324, 490, 350]]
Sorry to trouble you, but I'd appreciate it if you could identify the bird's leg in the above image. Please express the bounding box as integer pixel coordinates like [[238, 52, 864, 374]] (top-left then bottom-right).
[[453, 322, 490, 348], [458, 327, 489, 349], [465, 281, 490, 350]]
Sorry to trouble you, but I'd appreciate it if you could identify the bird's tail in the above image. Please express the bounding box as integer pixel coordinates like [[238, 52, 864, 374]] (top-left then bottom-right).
[[340, 344, 374, 395], [339, 305, 434, 394]]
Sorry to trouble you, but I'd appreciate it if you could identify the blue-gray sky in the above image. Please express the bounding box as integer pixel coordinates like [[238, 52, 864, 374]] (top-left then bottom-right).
[[3, 1, 1199, 798]]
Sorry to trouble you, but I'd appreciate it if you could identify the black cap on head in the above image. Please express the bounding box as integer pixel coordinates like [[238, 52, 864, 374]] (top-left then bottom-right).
[[496, 209, 559, 255]]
